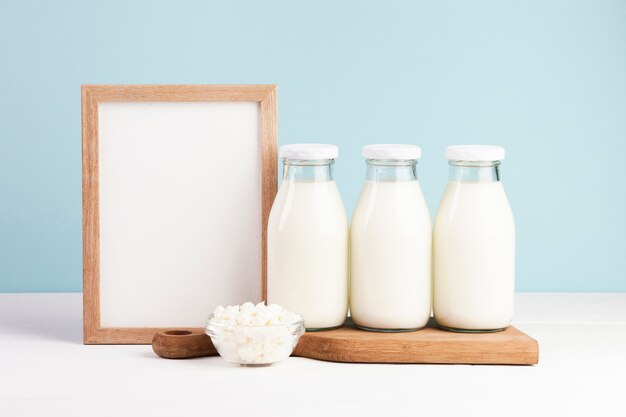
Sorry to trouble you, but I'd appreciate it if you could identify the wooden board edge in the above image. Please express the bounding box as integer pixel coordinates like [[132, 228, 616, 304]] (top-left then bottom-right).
[[292, 326, 540, 365]]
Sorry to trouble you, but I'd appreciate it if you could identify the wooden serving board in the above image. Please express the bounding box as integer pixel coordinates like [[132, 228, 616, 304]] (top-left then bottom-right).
[[292, 319, 539, 365]]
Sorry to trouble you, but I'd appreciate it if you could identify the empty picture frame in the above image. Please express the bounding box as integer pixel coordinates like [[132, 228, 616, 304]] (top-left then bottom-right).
[[82, 85, 277, 344]]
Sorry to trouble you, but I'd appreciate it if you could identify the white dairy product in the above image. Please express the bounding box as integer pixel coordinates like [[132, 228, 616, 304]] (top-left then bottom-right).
[[206, 302, 304, 365], [350, 180, 432, 330], [210, 302, 302, 326], [267, 180, 349, 329], [433, 180, 515, 330]]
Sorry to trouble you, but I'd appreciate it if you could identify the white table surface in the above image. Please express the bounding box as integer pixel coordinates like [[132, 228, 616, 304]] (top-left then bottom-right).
[[1, 293, 625, 416]]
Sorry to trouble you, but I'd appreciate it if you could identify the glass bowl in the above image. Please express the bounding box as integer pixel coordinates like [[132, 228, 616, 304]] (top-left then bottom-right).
[[205, 315, 305, 366]]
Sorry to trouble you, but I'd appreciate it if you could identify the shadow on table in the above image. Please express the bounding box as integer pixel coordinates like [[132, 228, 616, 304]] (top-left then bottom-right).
[[137, 350, 240, 369], [1, 317, 83, 344], [0, 294, 83, 344], [5, 319, 83, 344]]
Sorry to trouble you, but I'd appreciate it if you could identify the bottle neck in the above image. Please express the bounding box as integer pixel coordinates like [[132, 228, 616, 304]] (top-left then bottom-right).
[[282, 159, 334, 181], [365, 160, 417, 181], [448, 160, 501, 182]]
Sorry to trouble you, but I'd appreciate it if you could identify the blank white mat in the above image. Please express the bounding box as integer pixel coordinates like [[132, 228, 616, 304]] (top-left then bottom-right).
[[98, 101, 262, 327]]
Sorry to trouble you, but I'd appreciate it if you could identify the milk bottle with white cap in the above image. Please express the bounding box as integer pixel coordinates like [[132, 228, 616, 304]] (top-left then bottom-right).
[[433, 145, 515, 332], [350, 145, 432, 332], [267, 144, 348, 331]]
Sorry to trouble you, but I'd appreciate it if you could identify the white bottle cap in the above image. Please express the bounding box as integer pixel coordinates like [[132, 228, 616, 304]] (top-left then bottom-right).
[[362, 144, 422, 160], [279, 144, 339, 160], [444, 145, 505, 161]]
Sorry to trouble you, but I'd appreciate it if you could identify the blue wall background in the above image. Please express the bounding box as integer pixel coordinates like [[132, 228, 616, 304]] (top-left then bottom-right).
[[1, 0, 624, 292]]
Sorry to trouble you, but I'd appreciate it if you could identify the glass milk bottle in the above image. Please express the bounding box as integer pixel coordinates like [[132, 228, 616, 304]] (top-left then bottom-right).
[[350, 145, 432, 332], [267, 144, 349, 331], [433, 145, 515, 332]]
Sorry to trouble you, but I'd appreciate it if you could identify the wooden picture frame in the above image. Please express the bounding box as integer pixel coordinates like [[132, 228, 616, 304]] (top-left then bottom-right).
[[82, 85, 277, 344]]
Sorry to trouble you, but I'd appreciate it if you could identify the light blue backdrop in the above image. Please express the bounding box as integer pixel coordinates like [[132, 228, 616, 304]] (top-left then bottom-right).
[[1, 0, 624, 292]]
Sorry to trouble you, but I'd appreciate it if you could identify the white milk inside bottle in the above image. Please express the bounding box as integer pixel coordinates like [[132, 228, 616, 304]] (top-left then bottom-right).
[[267, 144, 348, 330], [433, 145, 515, 332], [350, 145, 432, 331]]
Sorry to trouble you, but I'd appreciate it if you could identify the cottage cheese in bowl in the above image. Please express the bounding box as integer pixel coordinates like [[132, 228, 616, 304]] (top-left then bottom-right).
[[206, 302, 305, 366]]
